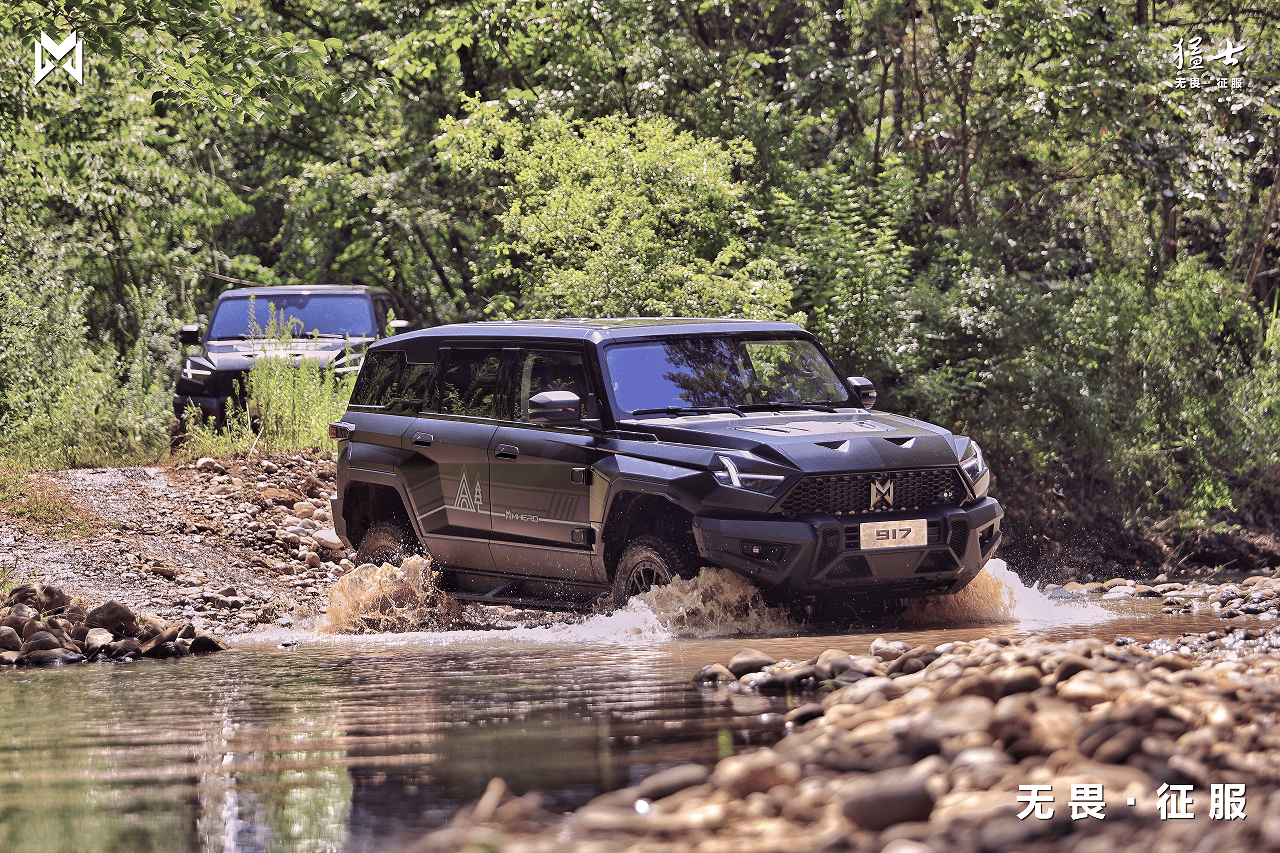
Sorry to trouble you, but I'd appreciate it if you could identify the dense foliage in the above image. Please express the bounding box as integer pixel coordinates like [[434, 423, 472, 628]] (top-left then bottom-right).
[[1, 0, 1278, 534]]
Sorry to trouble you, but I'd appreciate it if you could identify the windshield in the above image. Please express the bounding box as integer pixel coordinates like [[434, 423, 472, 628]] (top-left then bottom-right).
[[208, 294, 376, 340], [604, 335, 853, 414]]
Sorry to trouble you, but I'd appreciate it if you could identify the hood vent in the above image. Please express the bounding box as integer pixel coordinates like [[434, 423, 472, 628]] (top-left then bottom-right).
[[816, 439, 851, 452], [883, 437, 916, 448]]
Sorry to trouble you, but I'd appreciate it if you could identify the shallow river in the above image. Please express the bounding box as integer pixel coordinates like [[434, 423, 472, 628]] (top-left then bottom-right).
[[0, 562, 1253, 853]]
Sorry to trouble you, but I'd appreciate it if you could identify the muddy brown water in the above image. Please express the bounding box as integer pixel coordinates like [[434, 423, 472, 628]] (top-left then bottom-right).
[[0, 561, 1259, 853]]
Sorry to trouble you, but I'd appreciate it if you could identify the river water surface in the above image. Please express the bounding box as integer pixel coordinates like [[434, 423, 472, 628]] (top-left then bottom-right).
[[0, 562, 1250, 853]]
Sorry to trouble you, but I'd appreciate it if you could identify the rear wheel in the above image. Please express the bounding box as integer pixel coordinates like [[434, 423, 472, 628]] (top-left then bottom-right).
[[611, 535, 695, 609], [355, 520, 420, 566]]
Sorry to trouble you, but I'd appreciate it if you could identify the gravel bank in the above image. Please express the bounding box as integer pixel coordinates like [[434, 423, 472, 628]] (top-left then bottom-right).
[[414, 627, 1280, 852]]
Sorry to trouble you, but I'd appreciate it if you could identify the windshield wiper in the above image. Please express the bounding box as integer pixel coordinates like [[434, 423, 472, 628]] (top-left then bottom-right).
[[740, 401, 838, 413], [630, 406, 747, 418]]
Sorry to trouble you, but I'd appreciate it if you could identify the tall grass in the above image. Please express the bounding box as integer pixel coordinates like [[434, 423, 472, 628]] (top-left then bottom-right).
[[181, 310, 356, 458]]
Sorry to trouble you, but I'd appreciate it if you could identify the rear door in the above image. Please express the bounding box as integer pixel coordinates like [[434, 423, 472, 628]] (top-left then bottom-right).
[[488, 348, 602, 582], [406, 346, 509, 572]]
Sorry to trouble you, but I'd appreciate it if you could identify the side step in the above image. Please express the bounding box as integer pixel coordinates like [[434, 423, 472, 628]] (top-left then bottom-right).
[[438, 570, 611, 612]]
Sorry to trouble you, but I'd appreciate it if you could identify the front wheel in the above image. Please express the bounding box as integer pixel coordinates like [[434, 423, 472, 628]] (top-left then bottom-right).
[[611, 535, 694, 609], [355, 520, 420, 566]]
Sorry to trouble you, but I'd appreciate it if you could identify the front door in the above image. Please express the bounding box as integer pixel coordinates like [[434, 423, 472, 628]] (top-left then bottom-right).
[[488, 348, 600, 582]]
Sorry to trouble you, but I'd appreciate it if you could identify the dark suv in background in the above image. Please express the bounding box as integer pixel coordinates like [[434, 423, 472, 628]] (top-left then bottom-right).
[[329, 319, 1003, 615], [175, 285, 410, 426]]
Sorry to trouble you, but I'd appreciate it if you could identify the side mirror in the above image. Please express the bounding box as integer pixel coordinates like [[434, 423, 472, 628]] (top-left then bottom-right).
[[847, 376, 877, 410], [179, 324, 202, 346], [529, 390, 581, 424], [387, 319, 411, 335]]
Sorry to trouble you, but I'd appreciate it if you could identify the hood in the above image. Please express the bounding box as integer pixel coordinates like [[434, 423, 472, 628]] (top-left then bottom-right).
[[620, 410, 962, 473], [202, 337, 373, 372]]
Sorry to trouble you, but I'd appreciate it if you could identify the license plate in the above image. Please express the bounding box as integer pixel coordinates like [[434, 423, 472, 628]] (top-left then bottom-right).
[[859, 519, 927, 549]]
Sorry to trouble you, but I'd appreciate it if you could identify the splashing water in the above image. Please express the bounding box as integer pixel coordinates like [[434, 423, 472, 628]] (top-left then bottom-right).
[[321, 555, 462, 634], [640, 567, 795, 638], [315, 562, 791, 643], [903, 558, 1111, 628]]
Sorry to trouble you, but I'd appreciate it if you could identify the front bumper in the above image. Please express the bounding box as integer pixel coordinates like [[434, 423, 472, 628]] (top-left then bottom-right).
[[693, 497, 1003, 603], [174, 393, 229, 421]]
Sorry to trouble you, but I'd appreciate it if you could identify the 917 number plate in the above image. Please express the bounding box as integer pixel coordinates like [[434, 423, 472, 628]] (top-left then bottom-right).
[[859, 519, 927, 549]]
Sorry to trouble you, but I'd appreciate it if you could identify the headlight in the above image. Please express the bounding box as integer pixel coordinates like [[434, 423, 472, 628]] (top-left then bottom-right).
[[960, 440, 990, 499], [711, 454, 787, 495]]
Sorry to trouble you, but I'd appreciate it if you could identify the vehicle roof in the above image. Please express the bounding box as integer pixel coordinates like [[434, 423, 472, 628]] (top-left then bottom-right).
[[383, 317, 808, 346], [213, 284, 389, 300]]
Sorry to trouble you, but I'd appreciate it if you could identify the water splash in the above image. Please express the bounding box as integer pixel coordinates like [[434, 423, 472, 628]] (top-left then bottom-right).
[[640, 567, 795, 638], [903, 558, 1110, 628], [321, 555, 462, 634]]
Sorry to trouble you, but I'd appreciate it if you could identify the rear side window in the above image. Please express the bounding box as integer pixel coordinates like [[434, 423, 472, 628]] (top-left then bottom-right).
[[438, 349, 504, 418], [349, 351, 434, 411]]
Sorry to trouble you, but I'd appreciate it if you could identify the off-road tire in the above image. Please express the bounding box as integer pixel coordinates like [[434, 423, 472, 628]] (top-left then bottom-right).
[[355, 520, 420, 566], [611, 535, 695, 609]]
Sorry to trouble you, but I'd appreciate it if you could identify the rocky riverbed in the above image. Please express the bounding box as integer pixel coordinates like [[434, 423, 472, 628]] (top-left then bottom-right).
[[0, 582, 226, 666], [0, 454, 350, 635], [410, 627, 1280, 852]]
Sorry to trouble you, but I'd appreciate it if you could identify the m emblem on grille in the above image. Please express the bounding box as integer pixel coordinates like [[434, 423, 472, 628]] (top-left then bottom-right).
[[871, 477, 894, 510]]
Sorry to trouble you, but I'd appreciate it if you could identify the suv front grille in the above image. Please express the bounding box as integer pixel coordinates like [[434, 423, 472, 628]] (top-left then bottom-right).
[[780, 468, 966, 517]]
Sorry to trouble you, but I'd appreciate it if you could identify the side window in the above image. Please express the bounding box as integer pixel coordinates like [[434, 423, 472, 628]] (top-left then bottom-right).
[[514, 350, 596, 422], [439, 349, 504, 419], [349, 351, 406, 409], [349, 350, 435, 412]]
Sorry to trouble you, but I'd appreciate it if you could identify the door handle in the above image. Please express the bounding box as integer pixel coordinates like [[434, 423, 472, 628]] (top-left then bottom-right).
[[412, 432, 434, 448], [495, 444, 519, 460]]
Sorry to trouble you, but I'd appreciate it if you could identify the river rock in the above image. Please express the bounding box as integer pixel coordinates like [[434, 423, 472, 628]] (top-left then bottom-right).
[[633, 764, 711, 800], [755, 662, 817, 693], [995, 664, 1043, 696], [784, 703, 826, 726], [313, 528, 343, 551], [693, 663, 736, 684], [812, 649, 862, 680], [107, 638, 143, 659], [141, 626, 181, 657], [1056, 668, 1143, 706], [18, 648, 84, 667], [190, 634, 227, 654], [870, 638, 908, 662], [84, 628, 114, 656], [5, 583, 70, 614], [710, 748, 799, 796], [19, 631, 62, 653], [727, 648, 776, 678], [838, 765, 936, 830], [260, 487, 302, 506], [86, 601, 136, 636], [910, 695, 995, 741], [0, 626, 20, 651], [0, 651, 19, 666]]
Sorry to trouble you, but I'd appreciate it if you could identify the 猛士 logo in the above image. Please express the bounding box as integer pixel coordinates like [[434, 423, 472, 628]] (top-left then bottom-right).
[[33, 31, 84, 87]]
